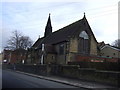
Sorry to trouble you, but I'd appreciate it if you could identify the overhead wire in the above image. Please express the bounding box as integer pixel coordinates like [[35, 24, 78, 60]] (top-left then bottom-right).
[[2, 2, 117, 16], [2, 2, 77, 15], [2, 3, 118, 29], [7, 8, 117, 25]]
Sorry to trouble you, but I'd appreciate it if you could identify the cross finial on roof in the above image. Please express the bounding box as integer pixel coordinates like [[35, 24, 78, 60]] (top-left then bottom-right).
[[84, 12, 85, 15], [83, 12, 86, 19], [39, 35, 40, 38], [84, 12, 86, 17]]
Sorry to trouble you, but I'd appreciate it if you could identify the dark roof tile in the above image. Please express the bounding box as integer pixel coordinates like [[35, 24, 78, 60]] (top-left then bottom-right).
[[43, 19, 83, 44], [32, 37, 44, 48], [33, 15, 97, 48]]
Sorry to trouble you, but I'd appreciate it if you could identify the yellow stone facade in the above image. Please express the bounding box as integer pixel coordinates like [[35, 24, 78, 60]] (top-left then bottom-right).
[[90, 36, 98, 55]]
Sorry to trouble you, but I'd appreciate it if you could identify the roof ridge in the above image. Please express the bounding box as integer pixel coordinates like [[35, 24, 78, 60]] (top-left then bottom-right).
[[101, 44, 120, 51]]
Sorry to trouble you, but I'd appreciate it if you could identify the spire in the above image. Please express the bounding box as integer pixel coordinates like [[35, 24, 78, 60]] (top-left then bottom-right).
[[44, 13, 52, 37]]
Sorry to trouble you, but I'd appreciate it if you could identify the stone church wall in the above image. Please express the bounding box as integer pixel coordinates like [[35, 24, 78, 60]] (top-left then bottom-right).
[[90, 36, 98, 55], [44, 54, 56, 64], [55, 43, 67, 65], [69, 38, 78, 53], [67, 38, 78, 62]]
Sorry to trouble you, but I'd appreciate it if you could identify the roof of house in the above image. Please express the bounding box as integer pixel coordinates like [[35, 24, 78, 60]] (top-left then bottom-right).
[[101, 44, 120, 51], [97, 41, 105, 50], [32, 14, 97, 49], [32, 37, 44, 48], [13, 48, 27, 53], [98, 41, 105, 47]]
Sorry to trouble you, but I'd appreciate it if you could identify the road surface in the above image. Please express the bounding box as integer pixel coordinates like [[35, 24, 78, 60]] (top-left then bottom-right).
[[2, 70, 88, 89]]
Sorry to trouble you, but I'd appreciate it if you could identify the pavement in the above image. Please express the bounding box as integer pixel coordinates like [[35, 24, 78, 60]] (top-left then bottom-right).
[[8, 69, 119, 90]]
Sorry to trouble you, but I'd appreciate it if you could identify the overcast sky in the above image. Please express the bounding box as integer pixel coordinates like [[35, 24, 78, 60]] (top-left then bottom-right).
[[0, 0, 119, 52]]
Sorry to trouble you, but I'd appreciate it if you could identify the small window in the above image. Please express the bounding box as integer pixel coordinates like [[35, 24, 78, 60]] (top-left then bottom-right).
[[59, 44, 64, 55], [42, 44, 45, 51], [113, 53, 115, 55], [52, 56, 54, 60]]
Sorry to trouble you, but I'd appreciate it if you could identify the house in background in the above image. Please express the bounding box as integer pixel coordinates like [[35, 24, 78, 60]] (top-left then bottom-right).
[[26, 13, 98, 65], [0, 53, 2, 64], [2, 50, 11, 63], [98, 43, 120, 58], [3, 49, 27, 64]]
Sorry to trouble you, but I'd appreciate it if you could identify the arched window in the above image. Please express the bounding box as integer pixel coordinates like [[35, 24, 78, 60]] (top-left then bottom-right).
[[79, 31, 89, 39], [79, 31, 89, 54]]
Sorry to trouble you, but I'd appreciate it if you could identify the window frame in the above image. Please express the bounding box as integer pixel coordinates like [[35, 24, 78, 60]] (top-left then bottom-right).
[[79, 31, 89, 54]]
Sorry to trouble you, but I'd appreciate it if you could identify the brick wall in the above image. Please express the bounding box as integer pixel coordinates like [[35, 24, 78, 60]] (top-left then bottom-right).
[[75, 55, 119, 62]]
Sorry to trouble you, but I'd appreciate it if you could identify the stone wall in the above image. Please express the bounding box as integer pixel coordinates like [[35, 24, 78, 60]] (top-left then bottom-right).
[[3, 64, 48, 76], [69, 38, 78, 53], [3, 64, 119, 87], [45, 54, 56, 64], [60, 65, 119, 86], [67, 38, 78, 62], [90, 36, 98, 55], [54, 42, 67, 65]]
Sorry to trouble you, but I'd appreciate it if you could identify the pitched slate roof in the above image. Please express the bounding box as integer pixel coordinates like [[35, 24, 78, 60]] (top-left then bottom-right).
[[43, 15, 97, 44], [101, 44, 120, 51], [32, 37, 44, 48], [33, 14, 97, 48], [43, 19, 83, 44]]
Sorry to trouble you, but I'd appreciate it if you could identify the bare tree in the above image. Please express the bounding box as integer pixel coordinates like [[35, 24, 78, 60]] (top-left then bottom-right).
[[19, 36, 33, 50], [5, 30, 33, 50], [111, 39, 120, 48]]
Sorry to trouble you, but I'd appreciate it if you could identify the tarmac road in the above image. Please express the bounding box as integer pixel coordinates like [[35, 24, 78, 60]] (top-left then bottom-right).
[[2, 69, 88, 89]]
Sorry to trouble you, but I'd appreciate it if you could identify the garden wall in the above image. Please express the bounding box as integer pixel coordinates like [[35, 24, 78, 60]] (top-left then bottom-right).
[[3, 64, 120, 87]]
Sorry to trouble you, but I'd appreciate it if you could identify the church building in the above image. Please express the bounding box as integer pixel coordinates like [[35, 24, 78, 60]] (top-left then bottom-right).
[[26, 13, 98, 65]]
